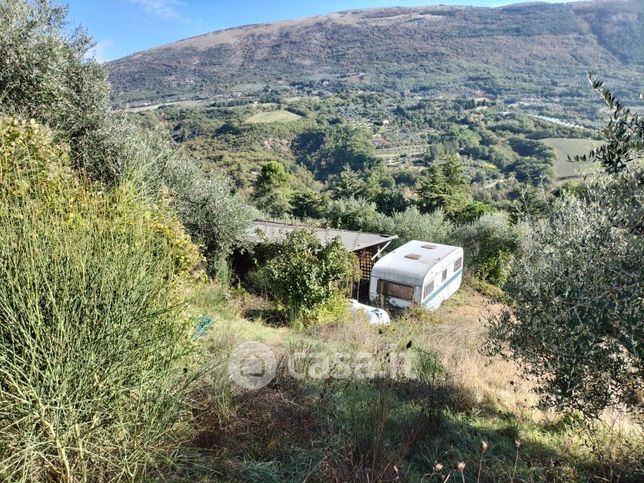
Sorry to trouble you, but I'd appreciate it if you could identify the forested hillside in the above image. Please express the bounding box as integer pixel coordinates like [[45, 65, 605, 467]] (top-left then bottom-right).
[[108, 0, 643, 105]]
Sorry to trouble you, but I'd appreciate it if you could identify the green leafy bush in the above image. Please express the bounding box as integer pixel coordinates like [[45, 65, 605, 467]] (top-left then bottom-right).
[[251, 229, 359, 324], [324, 197, 383, 232], [324, 200, 454, 249], [387, 207, 454, 247], [0, 118, 201, 480], [488, 188, 642, 415], [453, 200, 497, 224], [154, 140, 254, 271]]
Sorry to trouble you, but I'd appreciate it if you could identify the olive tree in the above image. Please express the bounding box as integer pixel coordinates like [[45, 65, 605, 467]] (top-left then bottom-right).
[[450, 212, 521, 285], [0, 0, 252, 266], [0, 0, 110, 175], [486, 79, 643, 417]]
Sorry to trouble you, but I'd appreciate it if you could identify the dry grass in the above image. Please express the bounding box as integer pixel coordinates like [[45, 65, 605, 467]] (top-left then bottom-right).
[[418, 286, 538, 416], [172, 283, 643, 482]]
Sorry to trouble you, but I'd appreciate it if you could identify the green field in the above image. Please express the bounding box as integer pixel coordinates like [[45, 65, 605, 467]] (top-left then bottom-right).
[[245, 110, 302, 124], [541, 137, 603, 181]]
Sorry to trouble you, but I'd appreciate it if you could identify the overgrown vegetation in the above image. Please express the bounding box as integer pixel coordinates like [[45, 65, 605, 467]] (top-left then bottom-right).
[[0, 0, 252, 269], [250, 229, 360, 324], [176, 283, 643, 482], [487, 81, 643, 417], [0, 1, 250, 480], [1, 0, 642, 481], [0, 118, 200, 480]]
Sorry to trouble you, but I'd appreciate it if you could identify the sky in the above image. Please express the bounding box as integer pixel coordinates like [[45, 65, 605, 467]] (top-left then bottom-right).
[[66, 0, 582, 62]]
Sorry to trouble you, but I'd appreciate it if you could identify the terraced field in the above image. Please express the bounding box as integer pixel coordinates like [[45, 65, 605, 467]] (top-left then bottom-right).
[[245, 110, 302, 124], [541, 137, 603, 181]]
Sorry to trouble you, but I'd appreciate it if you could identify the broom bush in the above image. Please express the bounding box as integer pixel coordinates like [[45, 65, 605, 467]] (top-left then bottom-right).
[[0, 118, 201, 481]]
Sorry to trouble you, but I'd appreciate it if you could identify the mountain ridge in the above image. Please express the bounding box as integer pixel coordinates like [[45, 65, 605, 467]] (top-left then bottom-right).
[[107, 0, 643, 105]]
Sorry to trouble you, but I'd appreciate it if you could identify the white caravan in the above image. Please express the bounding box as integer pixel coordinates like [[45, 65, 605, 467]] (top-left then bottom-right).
[[369, 240, 463, 310]]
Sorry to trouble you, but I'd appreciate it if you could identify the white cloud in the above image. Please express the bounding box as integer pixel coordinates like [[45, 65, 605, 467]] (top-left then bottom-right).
[[84, 39, 115, 63], [127, 0, 186, 20]]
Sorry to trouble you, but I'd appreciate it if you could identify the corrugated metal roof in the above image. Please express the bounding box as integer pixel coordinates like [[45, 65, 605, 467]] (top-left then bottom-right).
[[371, 240, 461, 286], [245, 220, 397, 252]]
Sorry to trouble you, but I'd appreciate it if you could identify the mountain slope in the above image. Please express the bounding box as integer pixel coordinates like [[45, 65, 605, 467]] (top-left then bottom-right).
[[107, 0, 643, 104]]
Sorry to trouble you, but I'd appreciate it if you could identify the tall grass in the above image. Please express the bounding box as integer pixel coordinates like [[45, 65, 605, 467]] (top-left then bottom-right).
[[0, 118, 198, 481]]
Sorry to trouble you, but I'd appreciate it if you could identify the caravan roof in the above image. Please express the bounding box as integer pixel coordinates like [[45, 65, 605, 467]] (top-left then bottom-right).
[[371, 240, 461, 286]]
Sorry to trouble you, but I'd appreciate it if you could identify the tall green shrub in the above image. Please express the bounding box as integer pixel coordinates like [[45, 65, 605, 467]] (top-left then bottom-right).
[[0, 118, 201, 480], [387, 207, 454, 247], [324, 200, 453, 249], [0, 0, 110, 175], [252, 230, 360, 323], [449, 213, 520, 285]]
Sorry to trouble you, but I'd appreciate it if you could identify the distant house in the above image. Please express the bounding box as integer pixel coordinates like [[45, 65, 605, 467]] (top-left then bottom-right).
[[473, 97, 491, 105]]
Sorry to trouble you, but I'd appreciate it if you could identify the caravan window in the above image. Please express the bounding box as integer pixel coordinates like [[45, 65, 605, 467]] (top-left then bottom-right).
[[423, 280, 435, 299], [442, 269, 448, 282], [454, 257, 462, 271], [378, 280, 414, 300]]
